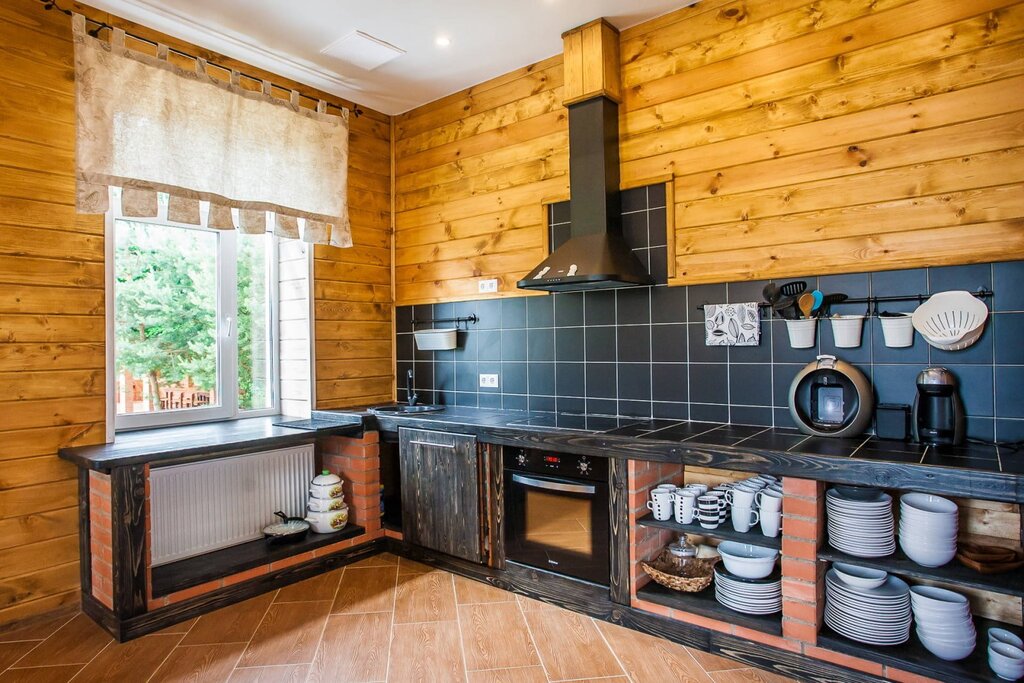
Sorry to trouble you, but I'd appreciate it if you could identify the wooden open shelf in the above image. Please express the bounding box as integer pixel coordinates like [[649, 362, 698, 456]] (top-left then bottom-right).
[[637, 514, 782, 550], [151, 524, 364, 597], [636, 580, 782, 636], [818, 617, 1023, 683], [819, 543, 1024, 598]]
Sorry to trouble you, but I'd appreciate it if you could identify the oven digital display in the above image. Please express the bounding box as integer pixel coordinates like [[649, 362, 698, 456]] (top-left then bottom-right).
[[543, 456, 560, 464]]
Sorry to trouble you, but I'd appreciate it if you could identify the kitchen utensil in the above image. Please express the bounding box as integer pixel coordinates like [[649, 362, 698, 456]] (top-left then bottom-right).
[[305, 506, 349, 533], [779, 280, 807, 297], [798, 292, 815, 318], [310, 470, 344, 499], [815, 293, 849, 317], [263, 511, 310, 544], [811, 289, 824, 312], [762, 283, 781, 305], [773, 294, 800, 320], [912, 290, 988, 351], [912, 367, 965, 446]]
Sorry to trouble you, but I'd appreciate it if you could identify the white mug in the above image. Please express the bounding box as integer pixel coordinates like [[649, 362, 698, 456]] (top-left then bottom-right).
[[687, 484, 709, 496], [674, 491, 696, 524], [731, 506, 760, 533], [654, 484, 677, 492], [744, 477, 769, 490], [726, 485, 758, 508], [756, 489, 783, 510], [761, 509, 781, 537], [647, 499, 672, 521]]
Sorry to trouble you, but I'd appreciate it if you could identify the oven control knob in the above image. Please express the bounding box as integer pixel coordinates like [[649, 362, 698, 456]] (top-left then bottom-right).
[[516, 452, 528, 466], [577, 457, 591, 474]]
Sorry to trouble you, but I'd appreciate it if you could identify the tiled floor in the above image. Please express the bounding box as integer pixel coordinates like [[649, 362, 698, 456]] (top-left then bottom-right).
[[0, 554, 798, 683]]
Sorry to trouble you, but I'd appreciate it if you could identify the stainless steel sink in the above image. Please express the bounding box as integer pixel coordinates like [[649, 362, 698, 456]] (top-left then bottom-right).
[[369, 404, 445, 414]]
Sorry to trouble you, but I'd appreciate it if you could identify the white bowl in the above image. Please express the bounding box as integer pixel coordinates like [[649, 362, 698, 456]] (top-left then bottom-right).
[[901, 493, 958, 515], [832, 563, 887, 590], [989, 642, 1024, 680], [910, 585, 970, 608], [901, 541, 956, 567], [717, 542, 779, 579], [917, 631, 975, 661], [990, 629, 1024, 650]]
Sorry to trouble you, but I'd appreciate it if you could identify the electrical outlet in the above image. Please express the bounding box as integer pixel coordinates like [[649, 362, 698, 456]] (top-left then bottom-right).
[[479, 373, 499, 388], [478, 278, 498, 293]]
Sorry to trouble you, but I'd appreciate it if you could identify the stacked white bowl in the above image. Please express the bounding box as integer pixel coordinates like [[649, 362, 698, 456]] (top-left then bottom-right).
[[714, 542, 781, 615], [910, 585, 976, 661], [899, 493, 958, 567]]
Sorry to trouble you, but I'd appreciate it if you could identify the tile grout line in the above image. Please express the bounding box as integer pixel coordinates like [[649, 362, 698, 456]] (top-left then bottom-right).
[[383, 561, 400, 683], [515, 596, 555, 683], [226, 587, 280, 679], [302, 565, 348, 683], [450, 573, 471, 683], [590, 618, 632, 683], [143, 607, 201, 683]]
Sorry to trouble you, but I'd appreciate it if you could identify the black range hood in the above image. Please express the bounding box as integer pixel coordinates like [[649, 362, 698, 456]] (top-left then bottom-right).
[[517, 96, 653, 292]]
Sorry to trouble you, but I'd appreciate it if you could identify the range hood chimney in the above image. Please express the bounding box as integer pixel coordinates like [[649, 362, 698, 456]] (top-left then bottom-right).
[[518, 19, 653, 292]]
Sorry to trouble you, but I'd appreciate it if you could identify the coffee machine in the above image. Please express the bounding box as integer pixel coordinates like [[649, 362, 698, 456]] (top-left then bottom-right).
[[911, 367, 965, 446]]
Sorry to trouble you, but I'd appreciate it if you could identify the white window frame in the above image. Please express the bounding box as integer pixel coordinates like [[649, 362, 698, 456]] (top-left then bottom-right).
[[107, 196, 280, 432]]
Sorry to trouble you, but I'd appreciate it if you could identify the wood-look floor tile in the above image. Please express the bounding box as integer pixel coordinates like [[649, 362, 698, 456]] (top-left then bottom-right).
[[68, 634, 182, 683], [394, 571, 456, 623], [0, 665, 83, 682], [397, 557, 431, 574], [514, 595, 558, 612], [0, 641, 38, 670], [307, 613, 390, 683], [557, 678, 630, 683], [227, 664, 309, 683], [150, 643, 246, 682], [347, 552, 399, 568], [466, 666, 548, 683], [458, 603, 539, 671], [523, 609, 623, 681], [154, 617, 199, 635], [597, 620, 713, 683], [0, 609, 75, 643], [685, 647, 747, 673], [274, 569, 343, 603], [709, 667, 797, 683], [239, 600, 331, 667], [13, 614, 113, 667], [331, 566, 397, 614], [182, 592, 277, 645], [453, 575, 514, 605], [387, 621, 464, 683]]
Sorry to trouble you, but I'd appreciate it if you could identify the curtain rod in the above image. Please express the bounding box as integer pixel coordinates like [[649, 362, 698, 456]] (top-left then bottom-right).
[[38, 0, 364, 118]]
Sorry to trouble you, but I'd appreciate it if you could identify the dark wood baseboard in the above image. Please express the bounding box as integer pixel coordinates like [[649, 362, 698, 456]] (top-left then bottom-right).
[[88, 537, 386, 641], [386, 539, 885, 683]]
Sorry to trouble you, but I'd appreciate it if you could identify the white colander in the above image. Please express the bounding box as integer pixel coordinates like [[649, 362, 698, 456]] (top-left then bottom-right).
[[911, 291, 988, 351]]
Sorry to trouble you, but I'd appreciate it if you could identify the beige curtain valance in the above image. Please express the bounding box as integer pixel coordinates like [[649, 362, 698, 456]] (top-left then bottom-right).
[[72, 14, 351, 247]]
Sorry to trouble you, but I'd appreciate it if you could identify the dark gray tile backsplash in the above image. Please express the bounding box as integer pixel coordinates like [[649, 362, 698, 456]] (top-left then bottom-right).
[[396, 185, 1024, 442]]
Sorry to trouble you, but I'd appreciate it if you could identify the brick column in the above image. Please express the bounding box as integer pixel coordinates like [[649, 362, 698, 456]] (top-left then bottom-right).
[[780, 476, 825, 645], [627, 460, 685, 600], [88, 471, 114, 610], [321, 431, 382, 536]]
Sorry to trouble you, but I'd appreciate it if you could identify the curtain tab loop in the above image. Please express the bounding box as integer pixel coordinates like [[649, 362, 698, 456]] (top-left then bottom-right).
[[230, 70, 241, 86], [290, 90, 300, 107], [317, 100, 327, 114], [112, 28, 126, 47], [262, 79, 273, 95], [195, 57, 208, 76], [71, 13, 86, 36], [156, 43, 169, 61]]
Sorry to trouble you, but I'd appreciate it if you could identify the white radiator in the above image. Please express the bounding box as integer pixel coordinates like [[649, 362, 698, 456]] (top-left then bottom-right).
[[150, 445, 315, 566]]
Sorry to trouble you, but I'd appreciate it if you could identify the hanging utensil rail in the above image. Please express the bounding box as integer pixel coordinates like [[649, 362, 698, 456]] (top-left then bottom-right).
[[695, 288, 994, 314]]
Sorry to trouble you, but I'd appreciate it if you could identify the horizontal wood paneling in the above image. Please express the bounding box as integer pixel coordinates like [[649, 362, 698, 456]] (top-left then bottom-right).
[[0, 0, 392, 624], [394, 0, 1024, 303]]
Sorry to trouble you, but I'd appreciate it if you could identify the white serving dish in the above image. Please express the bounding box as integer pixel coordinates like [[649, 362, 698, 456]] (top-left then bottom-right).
[[717, 542, 778, 579], [414, 328, 457, 351], [832, 563, 887, 590], [305, 506, 349, 533]]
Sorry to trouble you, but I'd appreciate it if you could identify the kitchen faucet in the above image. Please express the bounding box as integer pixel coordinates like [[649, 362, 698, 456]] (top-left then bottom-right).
[[406, 368, 419, 407]]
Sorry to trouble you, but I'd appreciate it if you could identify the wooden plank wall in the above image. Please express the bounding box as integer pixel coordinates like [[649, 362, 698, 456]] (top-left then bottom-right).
[[0, 0, 391, 623], [393, 0, 1024, 304]]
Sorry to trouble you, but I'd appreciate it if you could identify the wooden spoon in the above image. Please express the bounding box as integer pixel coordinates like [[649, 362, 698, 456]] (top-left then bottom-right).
[[798, 292, 815, 318]]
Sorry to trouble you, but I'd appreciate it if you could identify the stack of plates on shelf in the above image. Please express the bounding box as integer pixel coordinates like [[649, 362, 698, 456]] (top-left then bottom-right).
[[899, 493, 958, 568], [911, 585, 976, 661], [713, 564, 782, 615], [826, 486, 895, 557], [824, 568, 911, 645]]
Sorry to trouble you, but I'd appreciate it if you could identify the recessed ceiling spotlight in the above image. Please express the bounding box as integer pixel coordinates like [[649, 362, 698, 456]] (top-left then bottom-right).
[[435, 35, 451, 48]]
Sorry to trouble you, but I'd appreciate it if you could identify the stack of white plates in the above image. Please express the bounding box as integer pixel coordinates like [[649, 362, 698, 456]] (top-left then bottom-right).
[[714, 564, 781, 615], [899, 493, 958, 567], [824, 568, 911, 645], [910, 585, 976, 661], [826, 487, 895, 557]]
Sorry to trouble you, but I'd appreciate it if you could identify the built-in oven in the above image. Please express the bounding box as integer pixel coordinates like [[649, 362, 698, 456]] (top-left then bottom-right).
[[504, 448, 609, 585]]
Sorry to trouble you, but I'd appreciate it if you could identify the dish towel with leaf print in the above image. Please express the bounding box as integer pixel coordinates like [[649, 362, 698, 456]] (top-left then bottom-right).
[[704, 302, 761, 346]]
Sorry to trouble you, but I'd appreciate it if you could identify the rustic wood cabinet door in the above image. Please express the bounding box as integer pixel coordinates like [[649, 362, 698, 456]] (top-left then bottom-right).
[[399, 427, 483, 563]]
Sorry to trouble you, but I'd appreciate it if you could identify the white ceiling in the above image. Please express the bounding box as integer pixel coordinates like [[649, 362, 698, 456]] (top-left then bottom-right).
[[86, 0, 692, 115]]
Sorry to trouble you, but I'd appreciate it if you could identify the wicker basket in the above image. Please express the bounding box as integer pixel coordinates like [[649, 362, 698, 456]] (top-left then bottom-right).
[[641, 556, 718, 593]]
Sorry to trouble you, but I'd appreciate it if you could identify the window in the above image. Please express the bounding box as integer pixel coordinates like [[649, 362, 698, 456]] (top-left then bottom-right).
[[112, 196, 278, 429]]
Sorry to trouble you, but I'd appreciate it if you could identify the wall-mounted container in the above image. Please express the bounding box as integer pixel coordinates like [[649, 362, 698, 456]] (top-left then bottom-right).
[[879, 313, 914, 348], [414, 328, 457, 351], [786, 319, 817, 349], [912, 290, 988, 351], [830, 315, 865, 348]]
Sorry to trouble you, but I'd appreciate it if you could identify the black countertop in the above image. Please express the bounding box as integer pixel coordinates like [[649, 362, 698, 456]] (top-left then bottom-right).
[[315, 406, 1024, 503], [59, 414, 363, 471]]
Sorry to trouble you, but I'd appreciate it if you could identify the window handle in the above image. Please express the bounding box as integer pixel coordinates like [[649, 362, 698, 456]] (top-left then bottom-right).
[[223, 316, 234, 339]]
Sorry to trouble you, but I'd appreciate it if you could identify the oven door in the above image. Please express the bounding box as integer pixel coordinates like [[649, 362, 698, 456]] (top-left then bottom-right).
[[505, 471, 609, 585]]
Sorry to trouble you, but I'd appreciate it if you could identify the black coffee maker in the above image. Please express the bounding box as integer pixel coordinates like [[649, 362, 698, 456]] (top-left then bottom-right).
[[911, 367, 965, 446]]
